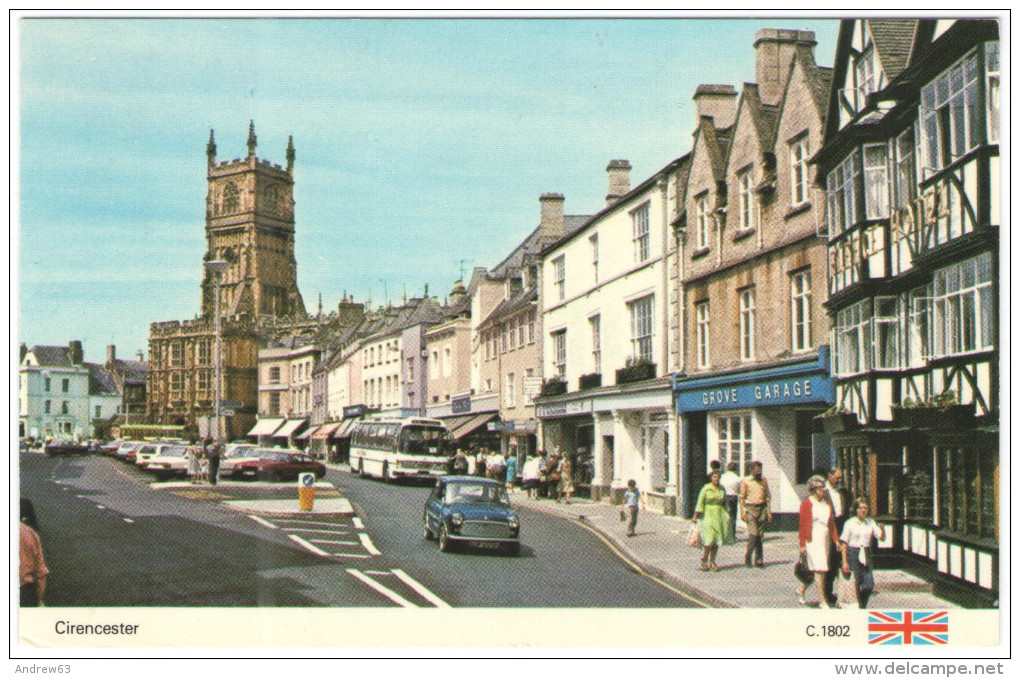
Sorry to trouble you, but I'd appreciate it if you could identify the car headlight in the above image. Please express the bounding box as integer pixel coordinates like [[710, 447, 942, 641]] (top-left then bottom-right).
[[450, 512, 464, 526], [507, 514, 519, 529]]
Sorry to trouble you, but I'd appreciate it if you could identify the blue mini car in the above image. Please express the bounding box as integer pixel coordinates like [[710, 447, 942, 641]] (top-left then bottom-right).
[[423, 476, 521, 556]]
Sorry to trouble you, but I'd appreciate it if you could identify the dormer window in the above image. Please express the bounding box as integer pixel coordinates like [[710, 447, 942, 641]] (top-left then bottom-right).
[[855, 46, 877, 110]]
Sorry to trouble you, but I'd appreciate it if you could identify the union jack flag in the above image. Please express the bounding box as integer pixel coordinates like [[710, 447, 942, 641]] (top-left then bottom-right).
[[868, 611, 949, 645]]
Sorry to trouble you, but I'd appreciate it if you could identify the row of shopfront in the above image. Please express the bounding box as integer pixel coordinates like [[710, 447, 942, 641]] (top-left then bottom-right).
[[531, 345, 998, 603]]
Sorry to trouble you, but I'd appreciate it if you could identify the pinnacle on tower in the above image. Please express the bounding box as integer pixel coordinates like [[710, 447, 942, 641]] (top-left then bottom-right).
[[247, 120, 257, 157], [286, 135, 295, 174], [207, 129, 217, 167]]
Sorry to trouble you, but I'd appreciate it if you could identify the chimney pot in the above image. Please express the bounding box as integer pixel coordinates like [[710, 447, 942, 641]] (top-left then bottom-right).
[[107, 344, 116, 366], [137, 350, 144, 363], [539, 193, 565, 244], [68, 340, 83, 365]]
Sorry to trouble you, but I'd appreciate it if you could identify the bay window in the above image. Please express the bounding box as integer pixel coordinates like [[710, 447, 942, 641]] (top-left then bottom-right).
[[907, 286, 931, 368], [873, 296, 900, 369], [863, 143, 890, 219], [920, 49, 982, 175], [834, 299, 872, 376], [827, 151, 860, 236], [931, 253, 993, 357]]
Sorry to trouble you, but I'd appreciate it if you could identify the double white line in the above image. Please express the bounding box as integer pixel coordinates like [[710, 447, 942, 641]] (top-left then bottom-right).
[[346, 568, 450, 608]]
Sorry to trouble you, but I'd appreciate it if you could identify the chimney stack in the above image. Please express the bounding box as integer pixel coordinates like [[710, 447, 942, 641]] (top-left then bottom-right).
[[68, 340, 83, 365], [137, 350, 145, 363], [693, 84, 738, 129], [606, 159, 632, 205], [753, 28, 816, 106], [106, 344, 116, 367], [539, 193, 565, 244], [20, 343, 27, 363]]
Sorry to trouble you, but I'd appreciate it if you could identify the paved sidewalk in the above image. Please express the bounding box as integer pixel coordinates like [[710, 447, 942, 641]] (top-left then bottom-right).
[[511, 491, 957, 610]]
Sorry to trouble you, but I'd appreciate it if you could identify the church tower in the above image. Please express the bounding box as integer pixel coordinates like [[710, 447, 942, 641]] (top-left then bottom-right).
[[201, 121, 306, 319]]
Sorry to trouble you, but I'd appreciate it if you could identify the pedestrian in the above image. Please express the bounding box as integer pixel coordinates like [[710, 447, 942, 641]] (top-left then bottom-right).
[[537, 450, 550, 498], [20, 522, 49, 607], [739, 461, 772, 567], [623, 479, 645, 536], [824, 467, 851, 605], [521, 453, 542, 499], [693, 470, 733, 571], [198, 451, 209, 483], [475, 448, 487, 478], [546, 453, 562, 501], [205, 439, 222, 486], [185, 445, 201, 483], [505, 449, 519, 493], [557, 454, 574, 504], [720, 461, 742, 538], [487, 448, 505, 481], [449, 448, 469, 475], [840, 497, 886, 608], [798, 475, 841, 608], [707, 459, 721, 482]]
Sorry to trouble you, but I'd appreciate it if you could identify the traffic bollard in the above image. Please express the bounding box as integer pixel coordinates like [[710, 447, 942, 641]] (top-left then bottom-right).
[[298, 473, 315, 511]]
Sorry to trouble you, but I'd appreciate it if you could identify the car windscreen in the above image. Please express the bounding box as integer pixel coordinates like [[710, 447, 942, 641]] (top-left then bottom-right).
[[444, 483, 510, 506], [399, 427, 452, 456]]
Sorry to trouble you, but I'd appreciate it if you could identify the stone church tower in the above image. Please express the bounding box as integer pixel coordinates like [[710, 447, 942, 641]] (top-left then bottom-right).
[[201, 121, 306, 319]]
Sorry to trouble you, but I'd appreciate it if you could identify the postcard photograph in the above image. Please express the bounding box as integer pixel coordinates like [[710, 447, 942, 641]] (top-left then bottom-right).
[[12, 11, 1007, 660]]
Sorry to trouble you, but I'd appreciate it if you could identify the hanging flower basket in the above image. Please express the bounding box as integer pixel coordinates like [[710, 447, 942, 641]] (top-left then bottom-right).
[[578, 372, 602, 390], [540, 379, 567, 397], [616, 361, 656, 385], [816, 411, 859, 434]]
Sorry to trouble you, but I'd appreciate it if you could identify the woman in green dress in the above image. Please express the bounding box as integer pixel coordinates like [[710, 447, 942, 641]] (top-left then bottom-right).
[[693, 470, 733, 571]]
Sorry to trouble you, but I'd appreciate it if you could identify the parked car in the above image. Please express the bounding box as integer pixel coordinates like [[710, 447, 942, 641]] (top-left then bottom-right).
[[230, 449, 326, 482], [115, 440, 146, 463], [44, 439, 89, 456], [140, 445, 196, 481], [99, 439, 124, 456], [218, 444, 262, 477], [422, 476, 521, 556]]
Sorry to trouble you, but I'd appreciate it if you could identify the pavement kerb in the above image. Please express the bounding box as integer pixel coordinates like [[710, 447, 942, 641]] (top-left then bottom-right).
[[518, 499, 736, 609]]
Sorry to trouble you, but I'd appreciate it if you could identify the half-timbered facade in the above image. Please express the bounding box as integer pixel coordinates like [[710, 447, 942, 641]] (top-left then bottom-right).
[[814, 19, 999, 603]]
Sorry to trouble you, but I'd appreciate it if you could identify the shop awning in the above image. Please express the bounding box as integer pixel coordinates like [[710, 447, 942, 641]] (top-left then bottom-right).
[[295, 425, 320, 440], [438, 414, 473, 432], [247, 417, 285, 437], [272, 418, 307, 438], [450, 413, 498, 440], [332, 417, 362, 439], [312, 422, 343, 440]]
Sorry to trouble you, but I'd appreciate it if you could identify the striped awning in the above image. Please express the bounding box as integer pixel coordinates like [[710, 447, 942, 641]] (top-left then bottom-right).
[[247, 417, 285, 437], [332, 417, 361, 439], [450, 413, 498, 440], [312, 422, 343, 440], [295, 425, 320, 440], [273, 418, 307, 438]]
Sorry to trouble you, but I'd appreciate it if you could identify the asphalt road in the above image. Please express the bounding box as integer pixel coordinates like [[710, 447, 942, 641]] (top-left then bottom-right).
[[19, 453, 697, 608]]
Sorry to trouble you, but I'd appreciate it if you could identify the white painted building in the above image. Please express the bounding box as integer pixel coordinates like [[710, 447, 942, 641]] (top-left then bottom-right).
[[537, 159, 687, 512], [19, 342, 92, 440]]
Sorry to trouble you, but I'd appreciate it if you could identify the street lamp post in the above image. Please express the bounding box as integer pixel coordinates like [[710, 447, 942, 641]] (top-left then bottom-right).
[[205, 260, 230, 444]]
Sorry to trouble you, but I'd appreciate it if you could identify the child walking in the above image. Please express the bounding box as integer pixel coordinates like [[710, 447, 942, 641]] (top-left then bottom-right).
[[623, 479, 646, 537]]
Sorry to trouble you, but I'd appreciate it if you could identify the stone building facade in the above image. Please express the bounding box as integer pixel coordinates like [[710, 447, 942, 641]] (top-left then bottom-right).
[[672, 29, 835, 525]]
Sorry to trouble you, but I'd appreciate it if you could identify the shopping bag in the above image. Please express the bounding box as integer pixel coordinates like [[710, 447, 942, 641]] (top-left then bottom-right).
[[794, 554, 813, 585], [686, 523, 702, 548], [836, 570, 860, 609]]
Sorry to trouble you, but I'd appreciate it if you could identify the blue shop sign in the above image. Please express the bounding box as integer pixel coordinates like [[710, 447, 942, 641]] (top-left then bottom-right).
[[343, 405, 365, 418], [451, 395, 472, 414]]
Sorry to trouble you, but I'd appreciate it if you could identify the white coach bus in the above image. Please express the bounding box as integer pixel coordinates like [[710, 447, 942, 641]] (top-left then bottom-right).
[[349, 417, 453, 481]]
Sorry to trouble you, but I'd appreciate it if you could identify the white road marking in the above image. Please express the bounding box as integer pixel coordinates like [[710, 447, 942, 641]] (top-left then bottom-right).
[[288, 534, 330, 557], [123, 518, 134, 523], [352, 517, 364, 529], [364, 570, 391, 576], [346, 569, 417, 608], [357, 532, 381, 556], [329, 553, 372, 559], [309, 538, 359, 545], [274, 519, 348, 528], [283, 527, 350, 534], [391, 569, 450, 608], [248, 515, 278, 529], [95, 505, 106, 510]]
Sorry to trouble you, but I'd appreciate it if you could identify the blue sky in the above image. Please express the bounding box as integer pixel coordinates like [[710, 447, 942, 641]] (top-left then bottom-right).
[[16, 17, 839, 362]]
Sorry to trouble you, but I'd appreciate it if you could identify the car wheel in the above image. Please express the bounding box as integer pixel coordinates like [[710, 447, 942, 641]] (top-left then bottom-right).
[[438, 524, 454, 552], [423, 515, 434, 541], [349, 459, 360, 474], [503, 542, 521, 557]]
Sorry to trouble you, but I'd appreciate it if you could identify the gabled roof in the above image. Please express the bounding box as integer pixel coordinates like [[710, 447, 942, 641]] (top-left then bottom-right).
[[477, 289, 537, 331], [86, 363, 119, 396], [361, 297, 446, 342], [731, 83, 780, 158], [869, 20, 918, 81], [490, 215, 590, 277], [691, 117, 733, 189], [110, 359, 147, 385], [27, 345, 76, 368]]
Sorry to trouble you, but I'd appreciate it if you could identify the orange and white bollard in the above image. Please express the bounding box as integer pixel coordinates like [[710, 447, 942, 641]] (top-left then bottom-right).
[[298, 473, 316, 511]]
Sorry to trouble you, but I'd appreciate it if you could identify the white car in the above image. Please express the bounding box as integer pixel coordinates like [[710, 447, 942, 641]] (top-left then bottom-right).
[[142, 444, 196, 481], [218, 444, 263, 477]]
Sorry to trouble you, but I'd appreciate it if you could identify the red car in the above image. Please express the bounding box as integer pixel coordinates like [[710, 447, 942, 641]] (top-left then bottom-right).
[[231, 449, 326, 482]]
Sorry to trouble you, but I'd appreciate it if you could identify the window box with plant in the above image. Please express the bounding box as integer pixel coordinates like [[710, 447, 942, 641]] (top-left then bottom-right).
[[615, 358, 656, 386], [578, 372, 602, 391], [892, 392, 976, 430], [540, 378, 568, 397], [814, 406, 859, 434]]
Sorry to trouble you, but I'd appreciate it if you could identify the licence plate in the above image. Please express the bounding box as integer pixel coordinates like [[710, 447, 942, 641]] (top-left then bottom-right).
[[243, 470, 257, 476]]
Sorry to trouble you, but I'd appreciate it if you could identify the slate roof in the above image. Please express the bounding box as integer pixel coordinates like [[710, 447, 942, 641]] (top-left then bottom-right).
[[869, 20, 918, 81], [490, 215, 590, 278], [110, 359, 147, 385], [477, 289, 538, 331], [85, 363, 119, 396], [28, 345, 75, 368]]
